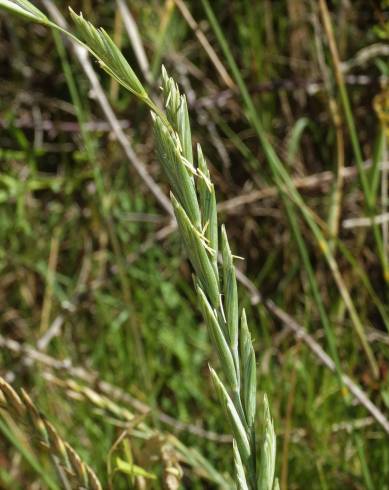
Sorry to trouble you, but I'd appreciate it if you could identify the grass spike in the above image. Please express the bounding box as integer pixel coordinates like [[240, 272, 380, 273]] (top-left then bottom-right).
[[0, 7, 277, 487], [69, 8, 147, 99]]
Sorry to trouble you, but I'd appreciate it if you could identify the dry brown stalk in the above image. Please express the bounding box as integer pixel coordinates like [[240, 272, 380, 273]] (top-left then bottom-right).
[[173, 0, 235, 89], [217, 161, 378, 213], [0, 377, 102, 490]]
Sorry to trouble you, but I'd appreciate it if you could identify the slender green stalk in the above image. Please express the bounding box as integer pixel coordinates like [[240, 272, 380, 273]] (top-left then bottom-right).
[[355, 433, 374, 490], [283, 201, 344, 386], [318, 0, 388, 280], [201, 0, 379, 379], [0, 1, 278, 487]]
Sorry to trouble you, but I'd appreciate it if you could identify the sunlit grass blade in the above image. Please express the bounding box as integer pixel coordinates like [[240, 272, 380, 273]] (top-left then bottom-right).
[[197, 286, 238, 391], [240, 310, 256, 429], [210, 367, 251, 462], [0, 0, 48, 22], [201, 0, 379, 379], [259, 395, 276, 490]]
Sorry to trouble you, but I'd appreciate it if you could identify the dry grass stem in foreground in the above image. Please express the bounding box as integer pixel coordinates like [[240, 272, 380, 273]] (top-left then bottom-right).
[[0, 377, 102, 490]]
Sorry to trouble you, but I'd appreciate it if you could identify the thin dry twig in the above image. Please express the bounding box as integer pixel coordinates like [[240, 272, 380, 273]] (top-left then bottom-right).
[[341, 43, 389, 72], [0, 117, 131, 132], [342, 212, 389, 229], [253, 297, 389, 436], [173, 0, 235, 89], [218, 160, 384, 213], [0, 334, 232, 443], [116, 0, 152, 84], [194, 74, 388, 110], [127, 220, 177, 264]]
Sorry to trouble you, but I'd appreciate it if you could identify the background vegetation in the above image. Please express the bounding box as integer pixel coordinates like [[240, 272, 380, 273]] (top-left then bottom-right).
[[0, 0, 388, 488]]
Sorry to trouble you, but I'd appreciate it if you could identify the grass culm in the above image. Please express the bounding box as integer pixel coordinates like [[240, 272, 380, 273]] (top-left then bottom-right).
[[0, 1, 277, 489]]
